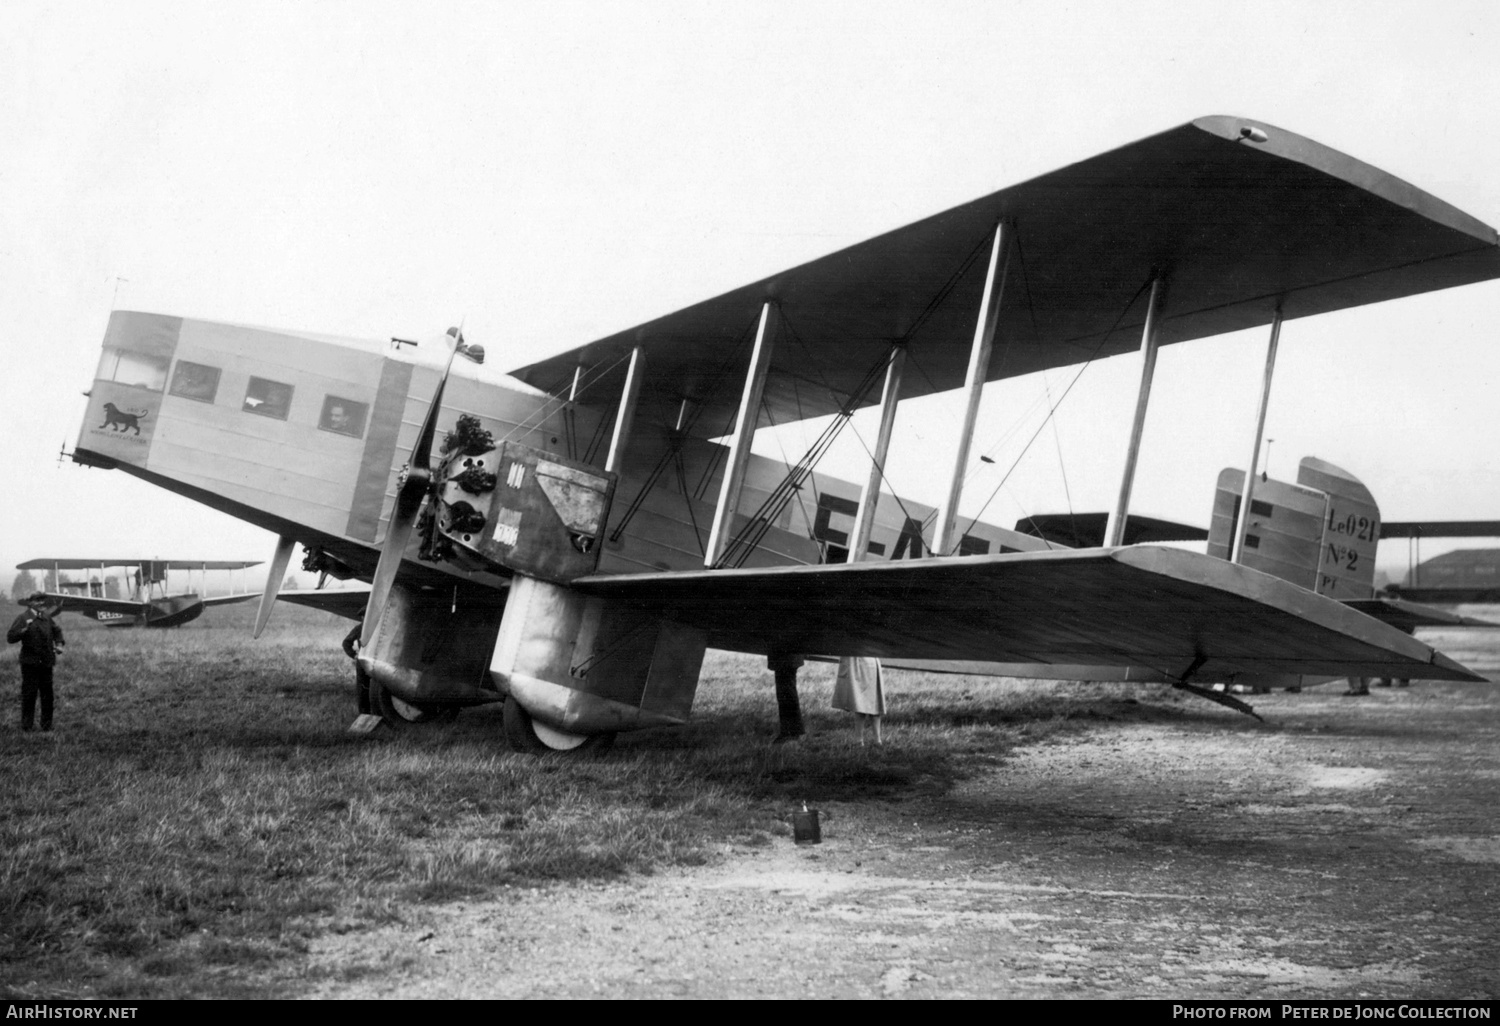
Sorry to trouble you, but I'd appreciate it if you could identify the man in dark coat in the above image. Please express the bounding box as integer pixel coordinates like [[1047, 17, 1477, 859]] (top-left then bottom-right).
[[8, 593, 65, 732]]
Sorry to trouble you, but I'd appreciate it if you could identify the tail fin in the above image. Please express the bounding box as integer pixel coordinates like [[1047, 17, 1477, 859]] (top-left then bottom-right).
[[1207, 456, 1379, 599]]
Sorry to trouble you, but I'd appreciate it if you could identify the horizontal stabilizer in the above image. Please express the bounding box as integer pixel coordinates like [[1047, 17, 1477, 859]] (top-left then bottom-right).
[[1383, 585, 1500, 605], [575, 547, 1482, 682], [1346, 597, 1500, 631]]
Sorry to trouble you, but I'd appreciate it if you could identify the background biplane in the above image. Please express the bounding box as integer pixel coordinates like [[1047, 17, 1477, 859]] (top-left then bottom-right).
[[1379, 521, 1500, 605], [15, 557, 261, 628], [68, 115, 1500, 750]]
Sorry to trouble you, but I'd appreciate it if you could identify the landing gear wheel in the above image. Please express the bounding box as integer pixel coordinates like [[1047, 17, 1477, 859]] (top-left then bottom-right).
[[503, 696, 614, 755], [370, 678, 459, 726]]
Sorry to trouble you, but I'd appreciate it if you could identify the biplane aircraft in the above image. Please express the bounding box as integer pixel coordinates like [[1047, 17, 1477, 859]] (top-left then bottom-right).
[[68, 115, 1500, 751], [15, 558, 261, 628]]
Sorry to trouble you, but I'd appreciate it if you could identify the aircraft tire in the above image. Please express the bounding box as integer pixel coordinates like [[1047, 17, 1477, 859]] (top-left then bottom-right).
[[370, 677, 459, 726], [502, 696, 614, 756]]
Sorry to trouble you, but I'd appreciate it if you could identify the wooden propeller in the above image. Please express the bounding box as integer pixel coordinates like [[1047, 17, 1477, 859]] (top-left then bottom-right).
[[359, 329, 464, 649]]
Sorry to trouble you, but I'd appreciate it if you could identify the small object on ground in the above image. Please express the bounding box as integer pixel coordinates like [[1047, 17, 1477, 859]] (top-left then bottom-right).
[[793, 802, 821, 845]]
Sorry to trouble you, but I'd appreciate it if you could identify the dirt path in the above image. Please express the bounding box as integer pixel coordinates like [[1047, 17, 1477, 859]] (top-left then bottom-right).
[[303, 682, 1500, 999]]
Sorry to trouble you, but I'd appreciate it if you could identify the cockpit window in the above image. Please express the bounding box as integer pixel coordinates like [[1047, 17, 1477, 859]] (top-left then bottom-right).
[[96, 347, 169, 392], [169, 361, 221, 403], [243, 377, 294, 420]]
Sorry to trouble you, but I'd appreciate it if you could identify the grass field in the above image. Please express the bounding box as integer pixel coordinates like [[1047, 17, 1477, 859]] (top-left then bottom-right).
[[0, 599, 1191, 998]]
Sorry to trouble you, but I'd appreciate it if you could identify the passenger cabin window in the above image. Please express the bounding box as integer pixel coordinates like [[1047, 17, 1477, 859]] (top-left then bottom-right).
[[243, 377, 294, 420], [319, 396, 368, 438], [169, 361, 221, 403], [96, 347, 169, 391]]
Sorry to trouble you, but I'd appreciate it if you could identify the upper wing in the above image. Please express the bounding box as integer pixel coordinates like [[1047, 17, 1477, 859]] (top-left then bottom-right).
[[15, 559, 262, 570], [573, 546, 1480, 681], [511, 115, 1500, 433]]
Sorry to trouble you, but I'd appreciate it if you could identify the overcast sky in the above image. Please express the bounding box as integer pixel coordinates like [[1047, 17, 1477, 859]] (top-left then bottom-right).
[[4, 0, 1499, 589]]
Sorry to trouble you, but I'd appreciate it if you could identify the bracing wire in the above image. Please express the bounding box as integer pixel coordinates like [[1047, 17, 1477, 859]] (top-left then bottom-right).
[[715, 349, 889, 569], [608, 310, 761, 542], [1043, 372, 1079, 551], [494, 349, 637, 449], [944, 275, 1157, 554]]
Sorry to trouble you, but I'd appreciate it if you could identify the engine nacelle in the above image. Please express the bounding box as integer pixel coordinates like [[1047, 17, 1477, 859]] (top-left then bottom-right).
[[358, 582, 507, 708], [426, 421, 704, 736], [489, 576, 707, 735], [430, 435, 613, 584]]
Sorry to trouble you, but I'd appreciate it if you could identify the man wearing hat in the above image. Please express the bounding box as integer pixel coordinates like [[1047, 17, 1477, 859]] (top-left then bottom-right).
[[7, 593, 65, 732]]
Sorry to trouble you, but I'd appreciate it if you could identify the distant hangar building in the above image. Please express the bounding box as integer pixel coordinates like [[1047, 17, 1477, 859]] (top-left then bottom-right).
[[1391, 548, 1500, 602], [1406, 549, 1500, 588]]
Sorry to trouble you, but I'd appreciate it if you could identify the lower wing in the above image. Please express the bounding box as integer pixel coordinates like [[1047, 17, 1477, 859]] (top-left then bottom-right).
[[1345, 597, 1499, 632], [275, 587, 372, 620], [42, 593, 145, 617], [201, 593, 259, 608], [574, 546, 1481, 682]]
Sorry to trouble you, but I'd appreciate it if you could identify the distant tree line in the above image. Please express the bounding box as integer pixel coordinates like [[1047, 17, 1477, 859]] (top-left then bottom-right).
[[10, 571, 37, 603]]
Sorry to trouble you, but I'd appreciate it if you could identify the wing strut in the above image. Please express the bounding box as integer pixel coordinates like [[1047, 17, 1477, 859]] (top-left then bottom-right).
[[848, 344, 907, 561], [1231, 304, 1284, 563], [1104, 276, 1168, 547], [720, 346, 889, 568], [934, 220, 1011, 556], [604, 347, 644, 473], [705, 302, 777, 567]]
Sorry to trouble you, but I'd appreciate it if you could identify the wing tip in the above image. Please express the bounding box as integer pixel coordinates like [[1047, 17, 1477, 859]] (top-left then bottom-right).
[[1429, 650, 1488, 683]]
